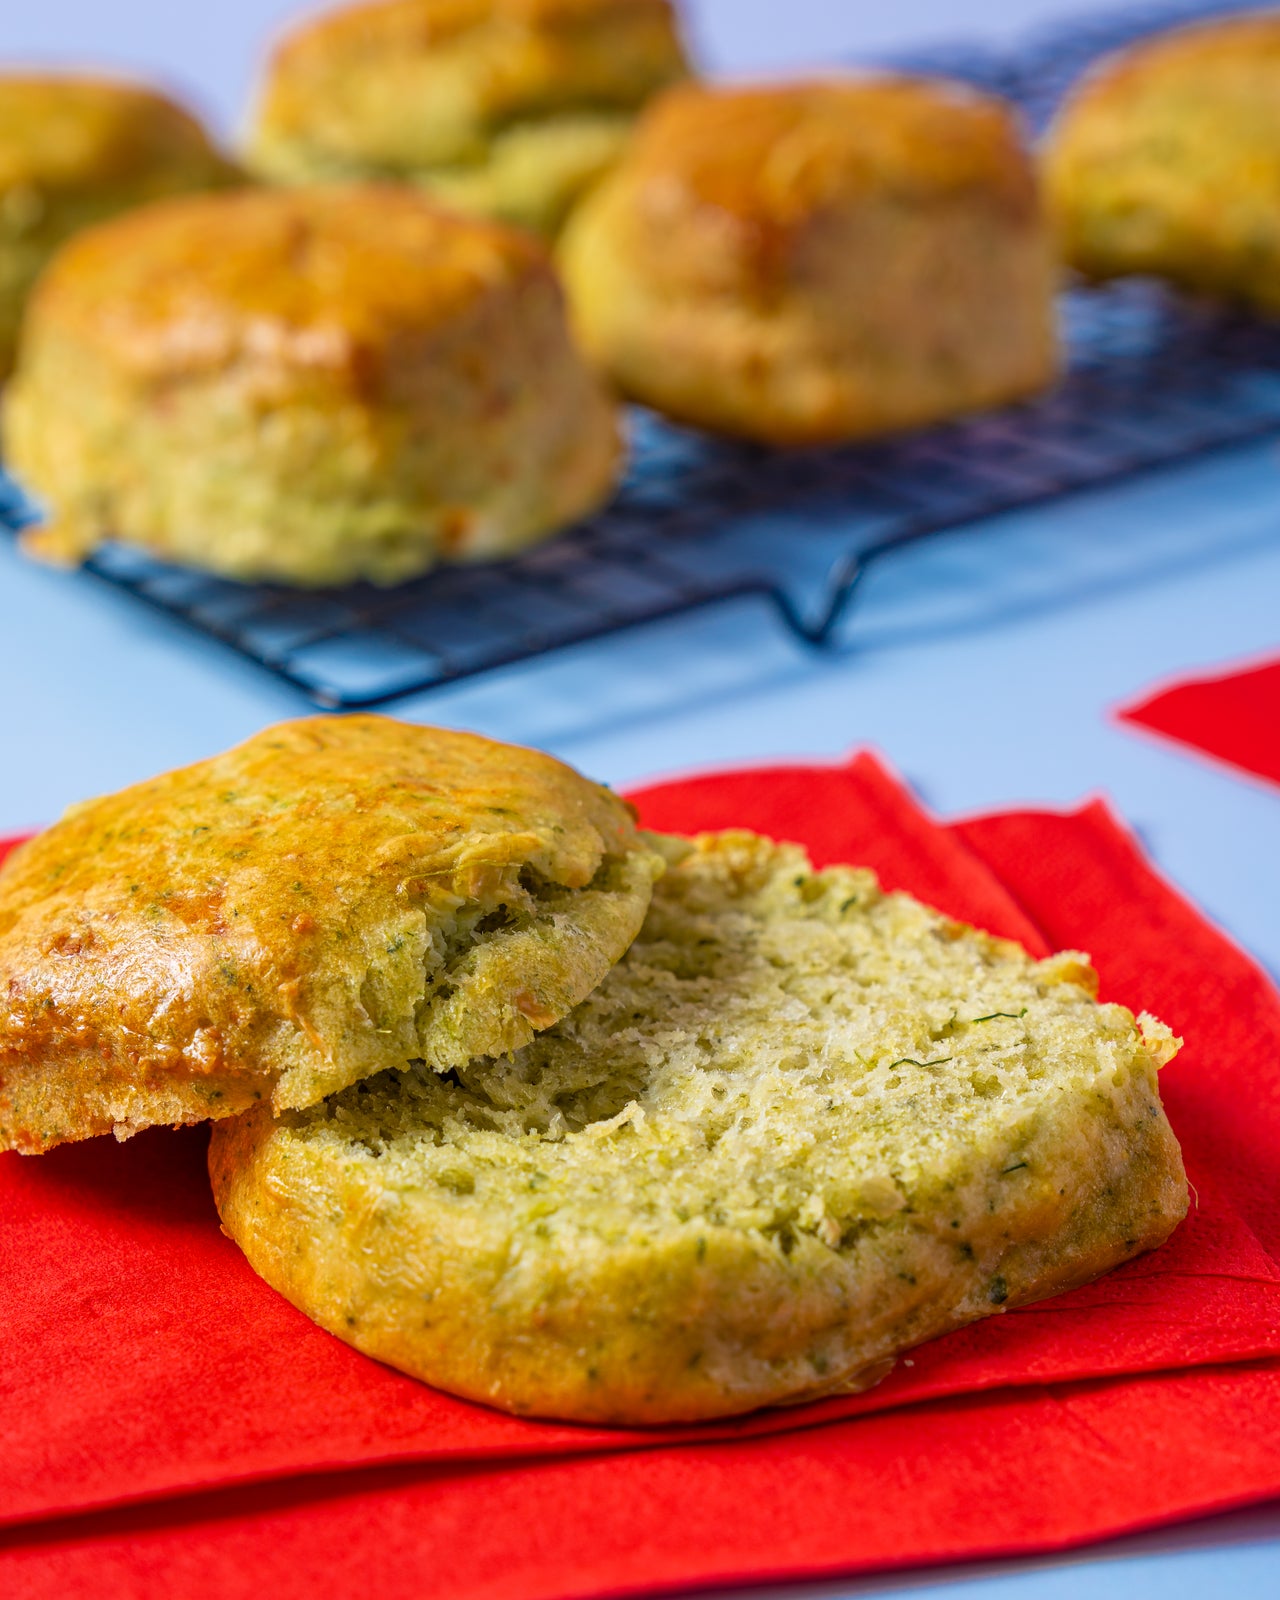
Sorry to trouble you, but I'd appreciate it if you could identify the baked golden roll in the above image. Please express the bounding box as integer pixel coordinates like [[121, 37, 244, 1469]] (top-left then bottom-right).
[[0, 716, 665, 1154], [211, 830, 1186, 1424], [0, 74, 235, 378], [558, 78, 1060, 446], [1044, 13, 1280, 311], [3, 185, 622, 586], [248, 0, 692, 236]]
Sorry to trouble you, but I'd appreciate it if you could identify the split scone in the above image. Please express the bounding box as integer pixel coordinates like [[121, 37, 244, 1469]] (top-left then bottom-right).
[[211, 830, 1187, 1424], [0, 74, 235, 378], [1044, 13, 1280, 312], [3, 185, 621, 586], [557, 78, 1060, 445], [247, 0, 692, 236], [0, 717, 663, 1154]]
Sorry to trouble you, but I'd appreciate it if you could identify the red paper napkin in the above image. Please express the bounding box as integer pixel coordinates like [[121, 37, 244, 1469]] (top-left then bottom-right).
[[4, 756, 1280, 1598], [4, 757, 1279, 1531], [1118, 651, 1280, 789], [8, 1362, 1280, 1600]]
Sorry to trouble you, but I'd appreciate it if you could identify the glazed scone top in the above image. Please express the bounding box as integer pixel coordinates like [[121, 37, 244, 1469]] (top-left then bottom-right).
[[581, 78, 1039, 295], [255, 0, 689, 169], [0, 717, 664, 1151], [22, 185, 553, 387], [632, 80, 1034, 212], [0, 75, 231, 196]]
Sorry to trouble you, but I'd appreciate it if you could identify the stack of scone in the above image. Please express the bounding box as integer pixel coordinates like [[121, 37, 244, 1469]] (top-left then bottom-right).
[[0, 717, 1187, 1423]]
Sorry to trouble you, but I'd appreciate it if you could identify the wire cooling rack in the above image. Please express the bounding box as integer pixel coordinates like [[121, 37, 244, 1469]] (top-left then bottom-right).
[[3, 0, 1280, 710]]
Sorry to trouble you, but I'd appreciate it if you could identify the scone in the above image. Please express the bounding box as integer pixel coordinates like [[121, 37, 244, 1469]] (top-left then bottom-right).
[[1044, 13, 1280, 312], [557, 78, 1060, 445], [0, 716, 664, 1154], [0, 74, 235, 378], [247, 0, 691, 236], [3, 185, 622, 586], [210, 830, 1187, 1425]]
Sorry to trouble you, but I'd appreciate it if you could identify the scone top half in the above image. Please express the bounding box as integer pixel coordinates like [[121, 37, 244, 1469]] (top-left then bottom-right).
[[248, 0, 692, 233], [3, 185, 623, 586], [0, 716, 664, 1154], [559, 76, 1060, 444], [1043, 13, 1280, 309], [0, 74, 235, 376]]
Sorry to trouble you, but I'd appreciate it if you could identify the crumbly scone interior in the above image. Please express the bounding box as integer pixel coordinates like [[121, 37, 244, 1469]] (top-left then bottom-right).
[[292, 830, 1179, 1255], [341, 842, 664, 1090], [239, 826, 667, 1110]]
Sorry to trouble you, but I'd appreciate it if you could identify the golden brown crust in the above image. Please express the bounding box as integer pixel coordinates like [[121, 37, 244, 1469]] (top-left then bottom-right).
[[621, 78, 1039, 238], [21, 184, 550, 387], [0, 717, 662, 1154], [1044, 14, 1280, 311], [0, 74, 236, 378], [255, 0, 689, 153], [0, 74, 232, 194], [558, 77, 1058, 444]]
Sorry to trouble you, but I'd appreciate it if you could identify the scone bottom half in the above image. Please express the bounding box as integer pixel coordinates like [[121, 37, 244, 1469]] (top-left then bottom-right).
[[210, 829, 1189, 1426], [0, 716, 664, 1154]]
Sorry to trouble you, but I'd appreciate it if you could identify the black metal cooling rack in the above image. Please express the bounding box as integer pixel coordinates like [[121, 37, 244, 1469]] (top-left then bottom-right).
[[3, 0, 1280, 710]]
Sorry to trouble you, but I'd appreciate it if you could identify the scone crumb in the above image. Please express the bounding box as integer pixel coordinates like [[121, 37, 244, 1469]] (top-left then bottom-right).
[[1138, 1012, 1182, 1068]]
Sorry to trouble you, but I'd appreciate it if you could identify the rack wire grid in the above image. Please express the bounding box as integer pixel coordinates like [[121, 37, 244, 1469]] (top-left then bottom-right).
[[3, 0, 1280, 710]]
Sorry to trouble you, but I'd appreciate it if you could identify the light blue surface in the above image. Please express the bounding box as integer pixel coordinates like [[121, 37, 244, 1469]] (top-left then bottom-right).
[[3, 2, 1280, 1595]]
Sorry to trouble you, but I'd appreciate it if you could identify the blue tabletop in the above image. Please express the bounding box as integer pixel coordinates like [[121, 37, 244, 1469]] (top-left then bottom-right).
[[3, 2, 1279, 1595]]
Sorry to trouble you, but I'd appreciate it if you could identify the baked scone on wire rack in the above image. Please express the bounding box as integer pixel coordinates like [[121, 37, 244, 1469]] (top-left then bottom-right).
[[2, 184, 623, 586], [246, 0, 693, 237], [211, 828, 1187, 1425], [0, 74, 236, 379], [558, 76, 1061, 445], [1043, 10, 1280, 313]]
